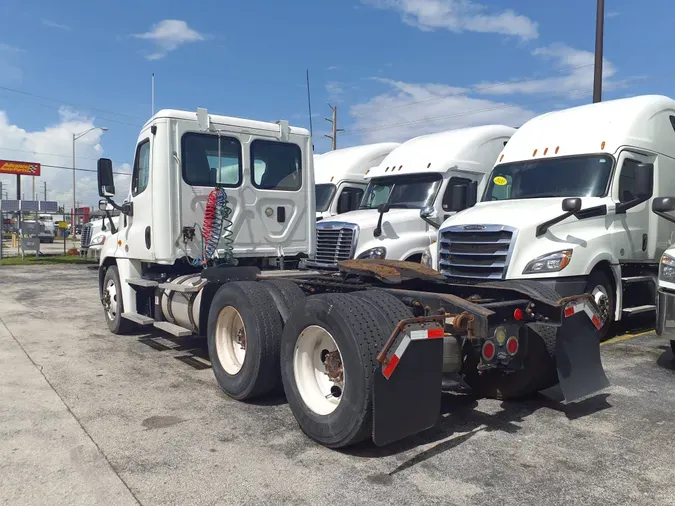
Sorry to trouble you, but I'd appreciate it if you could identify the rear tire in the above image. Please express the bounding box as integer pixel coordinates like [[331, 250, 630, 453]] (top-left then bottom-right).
[[261, 279, 306, 324], [207, 281, 283, 401], [280, 293, 391, 448], [102, 265, 136, 335]]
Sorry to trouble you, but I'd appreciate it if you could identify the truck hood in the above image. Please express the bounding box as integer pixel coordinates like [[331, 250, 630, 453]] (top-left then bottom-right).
[[444, 198, 605, 229]]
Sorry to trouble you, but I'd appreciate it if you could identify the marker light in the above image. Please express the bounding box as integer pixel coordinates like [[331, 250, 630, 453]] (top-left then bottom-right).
[[513, 308, 524, 321]]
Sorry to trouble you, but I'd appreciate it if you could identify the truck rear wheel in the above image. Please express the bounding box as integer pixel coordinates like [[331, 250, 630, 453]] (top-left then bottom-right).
[[102, 265, 136, 335], [261, 279, 306, 324], [207, 281, 283, 401], [280, 293, 390, 448], [462, 325, 556, 400]]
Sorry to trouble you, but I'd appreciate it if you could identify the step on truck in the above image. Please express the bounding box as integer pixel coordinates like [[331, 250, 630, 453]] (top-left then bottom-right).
[[314, 142, 400, 221], [431, 95, 675, 338], [307, 126, 515, 269], [96, 108, 608, 449]]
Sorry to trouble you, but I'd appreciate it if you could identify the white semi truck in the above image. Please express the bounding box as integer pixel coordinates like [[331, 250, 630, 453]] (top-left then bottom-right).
[[432, 95, 675, 338], [95, 107, 607, 449], [307, 126, 515, 269], [651, 197, 675, 354], [314, 142, 399, 220], [81, 215, 121, 259]]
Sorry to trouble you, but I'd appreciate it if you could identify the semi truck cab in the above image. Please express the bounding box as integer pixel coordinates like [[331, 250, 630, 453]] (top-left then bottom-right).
[[308, 125, 515, 268], [314, 143, 399, 221], [435, 95, 675, 335]]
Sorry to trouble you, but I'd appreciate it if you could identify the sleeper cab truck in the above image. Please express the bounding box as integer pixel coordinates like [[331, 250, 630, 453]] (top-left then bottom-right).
[[95, 108, 608, 449], [652, 196, 675, 355], [307, 125, 515, 269], [314, 142, 400, 221], [432, 95, 675, 338]]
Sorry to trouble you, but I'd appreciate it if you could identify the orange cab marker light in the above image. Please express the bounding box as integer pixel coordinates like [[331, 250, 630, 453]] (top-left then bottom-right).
[[499, 154, 504, 161], [601, 141, 606, 149], [117, 240, 122, 246], [544, 147, 548, 155], [427, 162, 431, 168], [532, 149, 538, 157], [365, 169, 370, 175], [330, 176, 334, 182], [555, 146, 560, 154]]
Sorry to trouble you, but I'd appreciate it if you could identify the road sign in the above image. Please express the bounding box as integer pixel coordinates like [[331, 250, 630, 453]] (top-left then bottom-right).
[[58, 221, 68, 229], [22, 238, 39, 251], [0, 160, 41, 177]]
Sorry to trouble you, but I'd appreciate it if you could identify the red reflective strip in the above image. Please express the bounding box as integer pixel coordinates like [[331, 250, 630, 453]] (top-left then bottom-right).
[[382, 354, 400, 379], [564, 306, 576, 317], [427, 328, 444, 339], [592, 314, 602, 330]]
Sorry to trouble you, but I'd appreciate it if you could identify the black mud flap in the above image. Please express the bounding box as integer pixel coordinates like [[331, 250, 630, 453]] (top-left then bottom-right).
[[372, 318, 445, 446], [555, 299, 610, 402]]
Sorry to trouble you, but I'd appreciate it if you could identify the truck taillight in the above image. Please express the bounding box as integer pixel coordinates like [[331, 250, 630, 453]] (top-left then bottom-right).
[[506, 336, 519, 356], [481, 340, 496, 361]]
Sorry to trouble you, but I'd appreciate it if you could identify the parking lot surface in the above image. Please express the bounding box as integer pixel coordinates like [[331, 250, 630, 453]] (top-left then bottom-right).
[[1, 265, 674, 506]]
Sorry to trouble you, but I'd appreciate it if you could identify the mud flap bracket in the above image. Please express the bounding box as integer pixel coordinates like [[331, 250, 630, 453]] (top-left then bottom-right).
[[373, 317, 445, 446]]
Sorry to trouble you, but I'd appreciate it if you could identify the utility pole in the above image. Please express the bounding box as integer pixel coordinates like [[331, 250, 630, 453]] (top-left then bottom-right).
[[324, 104, 344, 151], [593, 0, 605, 103], [43, 181, 47, 201]]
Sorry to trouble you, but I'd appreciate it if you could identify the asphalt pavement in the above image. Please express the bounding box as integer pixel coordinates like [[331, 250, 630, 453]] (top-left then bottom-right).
[[0, 265, 674, 505]]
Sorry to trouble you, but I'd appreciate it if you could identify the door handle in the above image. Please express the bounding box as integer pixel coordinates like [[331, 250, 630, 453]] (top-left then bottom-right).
[[277, 206, 286, 223]]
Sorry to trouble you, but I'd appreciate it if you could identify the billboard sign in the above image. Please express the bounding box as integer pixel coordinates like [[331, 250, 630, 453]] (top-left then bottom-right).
[[0, 160, 41, 176]]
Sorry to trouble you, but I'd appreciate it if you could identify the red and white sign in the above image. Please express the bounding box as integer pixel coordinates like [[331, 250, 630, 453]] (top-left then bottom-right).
[[564, 301, 603, 330], [382, 327, 444, 379], [0, 160, 41, 177]]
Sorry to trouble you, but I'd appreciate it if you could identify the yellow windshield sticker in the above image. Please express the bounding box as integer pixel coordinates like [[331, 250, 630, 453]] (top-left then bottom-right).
[[493, 176, 507, 186]]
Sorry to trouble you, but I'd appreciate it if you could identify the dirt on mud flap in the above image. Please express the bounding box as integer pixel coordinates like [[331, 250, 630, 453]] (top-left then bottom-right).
[[556, 294, 611, 402]]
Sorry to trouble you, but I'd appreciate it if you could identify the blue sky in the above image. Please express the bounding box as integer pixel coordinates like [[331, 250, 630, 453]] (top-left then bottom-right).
[[1, 0, 674, 207]]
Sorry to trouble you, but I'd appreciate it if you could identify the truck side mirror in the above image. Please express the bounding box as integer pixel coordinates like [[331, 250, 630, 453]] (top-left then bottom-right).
[[653, 197, 675, 213], [420, 205, 440, 229], [450, 185, 468, 212], [97, 158, 115, 197], [562, 197, 582, 213], [635, 163, 654, 199], [337, 191, 353, 214], [467, 181, 478, 207], [377, 203, 391, 215], [98, 199, 109, 211]]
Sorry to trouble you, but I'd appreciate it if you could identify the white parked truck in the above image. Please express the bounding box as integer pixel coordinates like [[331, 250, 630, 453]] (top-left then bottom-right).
[[314, 142, 400, 220], [651, 197, 675, 354], [307, 126, 515, 269], [433, 95, 675, 338], [95, 107, 608, 449], [81, 215, 120, 258]]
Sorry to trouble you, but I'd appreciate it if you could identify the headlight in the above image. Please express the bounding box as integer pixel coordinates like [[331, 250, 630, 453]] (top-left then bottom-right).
[[89, 235, 106, 246], [522, 249, 572, 274], [421, 248, 433, 268], [660, 254, 675, 282], [357, 247, 386, 259]]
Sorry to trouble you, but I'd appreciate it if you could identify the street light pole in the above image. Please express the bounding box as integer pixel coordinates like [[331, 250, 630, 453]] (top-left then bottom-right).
[[72, 126, 108, 247], [593, 0, 605, 103]]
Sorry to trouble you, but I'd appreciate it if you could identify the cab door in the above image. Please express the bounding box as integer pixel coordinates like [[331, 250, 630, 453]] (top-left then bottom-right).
[[121, 133, 154, 260], [610, 150, 654, 262]]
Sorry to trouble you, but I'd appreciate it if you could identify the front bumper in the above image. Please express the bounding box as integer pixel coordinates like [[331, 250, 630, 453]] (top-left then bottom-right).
[[521, 275, 588, 298], [656, 288, 675, 340]]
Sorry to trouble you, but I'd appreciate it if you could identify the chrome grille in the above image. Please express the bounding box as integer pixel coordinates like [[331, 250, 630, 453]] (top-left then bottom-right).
[[439, 225, 515, 281], [80, 223, 93, 248], [311, 223, 358, 267]]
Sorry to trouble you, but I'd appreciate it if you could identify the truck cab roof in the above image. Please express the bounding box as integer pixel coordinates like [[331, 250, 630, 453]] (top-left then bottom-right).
[[368, 125, 516, 179], [499, 94, 675, 164], [144, 109, 311, 137], [314, 142, 400, 184]]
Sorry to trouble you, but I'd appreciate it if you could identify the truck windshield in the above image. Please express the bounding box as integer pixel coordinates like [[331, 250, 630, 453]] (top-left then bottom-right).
[[315, 184, 336, 212], [359, 173, 442, 210], [484, 155, 614, 201]]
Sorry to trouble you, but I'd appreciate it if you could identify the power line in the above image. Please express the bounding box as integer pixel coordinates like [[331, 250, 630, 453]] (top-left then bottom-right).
[[344, 73, 675, 136], [0, 84, 145, 121], [0, 145, 130, 166], [39, 163, 131, 176]]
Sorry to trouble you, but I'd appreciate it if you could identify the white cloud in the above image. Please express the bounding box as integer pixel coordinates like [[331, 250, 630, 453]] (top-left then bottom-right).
[[0, 44, 24, 84], [325, 81, 345, 102], [326, 65, 339, 71], [474, 43, 616, 97], [349, 78, 535, 143], [132, 19, 204, 60], [362, 0, 538, 40], [606, 11, 620, 18], [0, 108, 130, 211], [42, 19, 70, 30]]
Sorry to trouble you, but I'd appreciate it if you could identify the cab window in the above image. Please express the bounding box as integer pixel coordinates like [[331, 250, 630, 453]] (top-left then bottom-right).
[[251, 140, 302, 191], [131, 140, 150, 196], [618, 159, 650, 202], [181, 133, 242, 187]]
